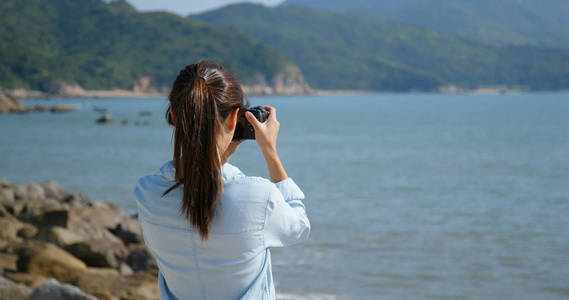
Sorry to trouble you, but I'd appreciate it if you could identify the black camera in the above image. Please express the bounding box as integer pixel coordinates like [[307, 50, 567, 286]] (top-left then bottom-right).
[[232, 106, 269, 141]]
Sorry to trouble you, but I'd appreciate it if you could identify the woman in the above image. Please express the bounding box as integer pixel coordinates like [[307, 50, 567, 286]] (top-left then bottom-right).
[[134, 60, 311, 299]]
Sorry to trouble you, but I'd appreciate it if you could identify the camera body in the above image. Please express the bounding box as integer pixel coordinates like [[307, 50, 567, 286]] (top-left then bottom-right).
[[232, 106, 268, 141]]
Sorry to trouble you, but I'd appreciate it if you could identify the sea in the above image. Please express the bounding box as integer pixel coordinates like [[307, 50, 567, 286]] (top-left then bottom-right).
[[1, 93, 568, 299]]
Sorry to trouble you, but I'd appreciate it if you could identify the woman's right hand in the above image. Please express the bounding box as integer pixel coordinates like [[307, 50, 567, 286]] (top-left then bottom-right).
[[245, 105, 280, 156], [245, 105, 288, 183]]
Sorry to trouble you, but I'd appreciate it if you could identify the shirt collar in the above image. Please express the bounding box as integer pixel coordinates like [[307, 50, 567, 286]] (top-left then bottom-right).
[[159, 160, 244, 184]]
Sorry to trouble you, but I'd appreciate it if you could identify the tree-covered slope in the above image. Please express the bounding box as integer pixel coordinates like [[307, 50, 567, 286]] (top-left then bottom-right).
[[0, 0, 290, 90], [195, 3, 569, 91], [283, 0, 569, 47]]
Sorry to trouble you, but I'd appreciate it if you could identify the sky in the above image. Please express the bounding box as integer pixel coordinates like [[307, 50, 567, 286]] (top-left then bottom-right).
[[127, 0, 284, 15]]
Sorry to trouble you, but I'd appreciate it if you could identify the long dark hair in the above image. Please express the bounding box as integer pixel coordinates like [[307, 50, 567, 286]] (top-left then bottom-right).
[[163, 60, 246, 240]]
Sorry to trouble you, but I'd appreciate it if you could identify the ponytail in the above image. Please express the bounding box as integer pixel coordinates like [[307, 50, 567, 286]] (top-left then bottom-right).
[[163, 60, 245, 240]]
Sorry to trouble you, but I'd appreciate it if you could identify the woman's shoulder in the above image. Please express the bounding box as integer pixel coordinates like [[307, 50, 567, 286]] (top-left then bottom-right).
[[222, 163, 276, 197]]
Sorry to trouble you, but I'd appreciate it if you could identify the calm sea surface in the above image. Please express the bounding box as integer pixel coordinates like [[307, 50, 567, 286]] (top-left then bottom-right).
[[1, 93, 568, 299]]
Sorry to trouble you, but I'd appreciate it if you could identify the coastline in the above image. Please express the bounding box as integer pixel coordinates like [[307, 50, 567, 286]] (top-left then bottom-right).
[[3, 84, 562, 101]]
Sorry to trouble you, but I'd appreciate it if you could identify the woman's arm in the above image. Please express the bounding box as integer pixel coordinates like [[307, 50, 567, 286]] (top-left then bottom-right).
[[245, 106, 288, 183]]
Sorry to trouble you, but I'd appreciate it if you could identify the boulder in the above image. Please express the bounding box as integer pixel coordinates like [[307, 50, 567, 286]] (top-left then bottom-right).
[[75, 268, 158, 300], [0, 216, 24, 242], [61, 193, 90, 208], [17, 222, 38, 239], [25, 183, 45, 202], [64, 234, 128, 268], [15, 199, 65, 223], [0, 187, 15, 207], [0, 276, 32, 300], [0, 252, 18, 271], [28, 278, 96, 300], [0, 204, 9, 217], [125, 245, 157, 273], [37, 226, 84, 247], [13, 185, 27, 201], [34, 209, 69, 228], [16, 242, 87, 283], [110, 217, 142, 245], [40, 180, 69, 201], [69, 202, 123, 232]]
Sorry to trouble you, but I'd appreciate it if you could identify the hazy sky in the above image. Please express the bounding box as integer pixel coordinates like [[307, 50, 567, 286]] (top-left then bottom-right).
[[128, 0, 284, 15]]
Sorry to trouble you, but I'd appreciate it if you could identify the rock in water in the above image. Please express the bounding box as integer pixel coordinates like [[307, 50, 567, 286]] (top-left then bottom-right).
[[95, 113, 114, 124], [28, 279, 96, 300]]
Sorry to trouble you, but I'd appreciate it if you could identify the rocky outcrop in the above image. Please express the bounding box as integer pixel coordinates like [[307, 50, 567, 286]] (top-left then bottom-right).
[[242, 64, 314, 95], [0, 89, 78, 114], [0, 179, 158, 299], [0, 89, 25, 113]]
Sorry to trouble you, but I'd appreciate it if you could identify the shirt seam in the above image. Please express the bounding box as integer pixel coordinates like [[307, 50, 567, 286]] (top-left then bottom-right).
[[262, 186, 273, 249]]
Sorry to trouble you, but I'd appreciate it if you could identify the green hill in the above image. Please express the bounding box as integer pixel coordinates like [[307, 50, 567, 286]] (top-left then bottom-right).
[[283, 0, 569, 47], [195, 3, 569, 91], [0, 0, 289, 91]]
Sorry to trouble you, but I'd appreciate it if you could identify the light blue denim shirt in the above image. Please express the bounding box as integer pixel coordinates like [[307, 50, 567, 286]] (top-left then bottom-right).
[[134, 160, 310, 299]]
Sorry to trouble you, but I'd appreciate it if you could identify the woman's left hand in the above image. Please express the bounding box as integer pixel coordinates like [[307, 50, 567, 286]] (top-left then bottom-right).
[[221, 140, 243, 164]]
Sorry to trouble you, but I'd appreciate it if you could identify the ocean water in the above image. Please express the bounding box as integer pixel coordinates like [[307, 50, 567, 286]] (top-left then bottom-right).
[[1, 93, 568, 299]]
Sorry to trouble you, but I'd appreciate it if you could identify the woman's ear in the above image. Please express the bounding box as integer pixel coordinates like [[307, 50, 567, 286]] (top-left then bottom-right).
[[225, 107, 239, 131], [169, 107, 176, 125]]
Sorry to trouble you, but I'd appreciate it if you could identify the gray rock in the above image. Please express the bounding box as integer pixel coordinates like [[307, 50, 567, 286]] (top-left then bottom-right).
[[0, 188, 15, 206], [40, 180, 68, 201], [0, 276, 32, 300], [25, 183, 45, 202], [28, 279, 96, 300]]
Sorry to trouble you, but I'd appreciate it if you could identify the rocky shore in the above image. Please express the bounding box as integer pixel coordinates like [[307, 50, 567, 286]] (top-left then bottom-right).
[[0, 90, 77, 114], [0, 179, 159, 299]]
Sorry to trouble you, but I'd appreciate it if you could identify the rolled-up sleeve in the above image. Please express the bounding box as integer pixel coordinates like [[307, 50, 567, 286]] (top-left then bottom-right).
[[263, 178, 311, 248]]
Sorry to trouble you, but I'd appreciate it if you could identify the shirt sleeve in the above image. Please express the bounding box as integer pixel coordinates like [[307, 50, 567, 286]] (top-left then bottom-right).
[[263, 178, 311, 248]]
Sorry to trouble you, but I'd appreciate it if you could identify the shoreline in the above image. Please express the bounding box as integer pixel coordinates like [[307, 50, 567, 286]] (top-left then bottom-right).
[[4, 85, 568, 100]]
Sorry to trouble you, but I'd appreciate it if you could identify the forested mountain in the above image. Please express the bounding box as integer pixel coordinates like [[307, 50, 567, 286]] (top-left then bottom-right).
[[0, 0, 290, 91], [283, 0, 569, 47], [195, 3, 569, 91]]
